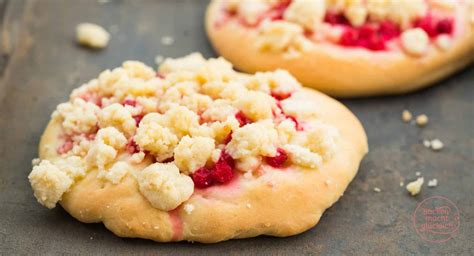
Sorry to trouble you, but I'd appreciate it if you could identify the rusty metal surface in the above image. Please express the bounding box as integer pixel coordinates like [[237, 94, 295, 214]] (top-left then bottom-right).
[[0, 0, 473, 255]]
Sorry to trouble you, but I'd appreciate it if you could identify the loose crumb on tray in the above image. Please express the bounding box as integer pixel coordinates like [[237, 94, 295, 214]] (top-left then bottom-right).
[[428, 179, 438, 187], [76, 23, 110, 49], [406, 177, 424, 196], [373, 187, 381, 193], [430, 139, 444, 151], [161, 36, 174, 46], [402, 110, 412, 122], [416, 114, 429, 127]]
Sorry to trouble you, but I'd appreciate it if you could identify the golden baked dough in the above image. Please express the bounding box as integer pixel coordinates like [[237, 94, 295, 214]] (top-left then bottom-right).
[[206, 0, 474, 97], [29, 55, 368, 243]]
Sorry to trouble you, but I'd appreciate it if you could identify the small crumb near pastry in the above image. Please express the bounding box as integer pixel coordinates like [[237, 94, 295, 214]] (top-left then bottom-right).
[[406, 177, 424, 196], [31, 158, 41, 166], [161, 36, 175, 46], [427, 179, 438, 187], [76, 23, 110, 49], [402, 110, 412, 122], [430, 139, 444, 151], [373, 187, 381, 193], [416, 114, 429, 127], [423, 140, 431, 148]]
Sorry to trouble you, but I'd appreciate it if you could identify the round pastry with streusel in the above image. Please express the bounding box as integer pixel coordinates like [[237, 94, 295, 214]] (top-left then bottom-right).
[[206, 0, 474, 97], [28, 53, 368, 243]]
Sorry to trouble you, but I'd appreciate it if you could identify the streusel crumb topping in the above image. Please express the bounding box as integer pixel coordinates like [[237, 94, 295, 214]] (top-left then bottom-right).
[[217, 0, 461, 56], [29, 53, 339, 211]]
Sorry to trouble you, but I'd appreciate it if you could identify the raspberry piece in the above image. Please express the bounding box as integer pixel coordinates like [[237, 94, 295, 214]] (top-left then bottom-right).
[[340, 28, 359, 46], [268, 0, 291, 20], [324, 11, 349, 25], [235, 111, 252, 127], [265, 148, 288, 168], [219, 150, 235, 168], [211, 160, 234, 184], [191, 167, 214, 188], [366, 34, 386, 51], [271, 91, 292, 101], [156, 72, 165, 79], [122, 99, 137, 107], [126, 139, 140, 154], [133, 115, 144, 126], [358, 24, 376, 40], [57, 140, 73, 154], [414, 15, 437, 37], [379, 20, 400, 40], [436, 18, 453, 35], [287, 115, 303, 131], [80, 92, 102, 107]]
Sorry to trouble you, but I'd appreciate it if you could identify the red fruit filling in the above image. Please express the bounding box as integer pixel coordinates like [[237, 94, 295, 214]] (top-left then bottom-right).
[[211, 160, 234, 183], [122, 99, 137, 107], [133, 115, 144, 126], [271, 91, 292, 101], [80, 92, 102, 107], [324, 10, 349, 25], [57, 139, 73, 154], [267, 0, 292, 21], [191, 167, 214, 188], [414, 16, 454, 38], [126, 139, 140, 154], [286, 115, 303, 131], [338, 21, 402, 51], [435, 18, 453, 35], [235, 111, 252, 127], [265, 147, 288, 168], [191, 151, 235, 188], [156, 72, 165, 79]]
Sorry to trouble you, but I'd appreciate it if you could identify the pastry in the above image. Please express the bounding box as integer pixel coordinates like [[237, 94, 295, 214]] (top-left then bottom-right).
[[28, 53, 368, 243], [206, 0, 474, 97]]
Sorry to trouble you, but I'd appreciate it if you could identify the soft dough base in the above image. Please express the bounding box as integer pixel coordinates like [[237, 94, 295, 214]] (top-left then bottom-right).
[[206, 0, 474, 98], [39, 89, 368, 243]]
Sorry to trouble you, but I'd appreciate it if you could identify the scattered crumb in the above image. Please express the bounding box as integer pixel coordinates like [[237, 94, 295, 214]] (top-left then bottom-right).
[[76, 23, 110, 49], [399, 181, 404, 187], [430, 139, 444, 151], [155, 55, 165, 65], [31, 158, 41, 166], [428, 178, 438, 187], [423, 140, 431, 148], [402, 110, 412, 122], [373, 187, 381, 193], [90, 236, 94, 240], [246, 203, 252, 208], [161, 36, 174, 46], [415, 171, 421, 176], [406, 177, 424, 196], [416, 114, 429, 127], [184, 203, 195, 214]]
